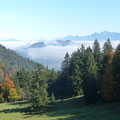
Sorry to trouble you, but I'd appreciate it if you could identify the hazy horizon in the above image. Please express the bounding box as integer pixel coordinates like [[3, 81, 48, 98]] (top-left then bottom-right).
[[0, 0, 120, 69], [0, 0, 120, 41]]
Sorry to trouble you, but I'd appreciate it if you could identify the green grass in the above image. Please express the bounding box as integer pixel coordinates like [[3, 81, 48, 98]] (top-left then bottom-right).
[[0, 96, 120, 120]]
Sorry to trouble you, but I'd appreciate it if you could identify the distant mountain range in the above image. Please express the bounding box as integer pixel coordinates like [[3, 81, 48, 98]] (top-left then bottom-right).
[[30, 31, 120, 48], [0, 31, 119, 70], [30, 40, 72, 48], [57, 31, 120, 41], [0, 39, 19, 42]]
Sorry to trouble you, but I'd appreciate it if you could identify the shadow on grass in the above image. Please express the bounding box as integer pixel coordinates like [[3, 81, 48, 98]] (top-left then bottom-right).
[[46, 97, 120, 120], [44, 96, 87, 120], [0, 96, 97, 120], [0, 104, 50, 119], [9, 101, 29, 106], [0, 106, 31, 114], [0, 100, 53, 119]]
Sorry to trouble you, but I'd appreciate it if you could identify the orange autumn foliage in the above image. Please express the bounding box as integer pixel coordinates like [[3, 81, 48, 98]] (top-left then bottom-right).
[[0, 77, 15, 91], [0, 76, 21, 102], [101, 52, 117, 102], [8, 88, 20, 101], [108, 52, 114, 63], [0, 63, 21, 102]]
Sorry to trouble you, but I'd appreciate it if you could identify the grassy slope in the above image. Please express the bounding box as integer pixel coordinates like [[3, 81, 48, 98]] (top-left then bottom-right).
[[0, 96, 120, 120]]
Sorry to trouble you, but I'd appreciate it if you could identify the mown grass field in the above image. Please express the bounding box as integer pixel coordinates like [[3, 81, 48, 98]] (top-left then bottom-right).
[[0, 96, 120, 120]]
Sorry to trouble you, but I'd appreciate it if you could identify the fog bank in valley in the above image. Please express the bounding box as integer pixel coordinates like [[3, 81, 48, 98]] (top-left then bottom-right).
[[16, 40, 120, 70]]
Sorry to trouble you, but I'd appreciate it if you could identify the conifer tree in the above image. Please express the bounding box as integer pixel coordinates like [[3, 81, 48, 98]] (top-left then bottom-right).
[[13, 69, 32, 99], [68, 49, 83, 96], [112, 44, 120, 98], [82, 47, 98, 104], [103, 39, 113, 63], [30, 64, 48, 110], [61, 52, 70, 72], [56, 52, 70, 97], [47, 68, 58, 96], [93, 40, 103, 70], [93, 40, 103, 91]]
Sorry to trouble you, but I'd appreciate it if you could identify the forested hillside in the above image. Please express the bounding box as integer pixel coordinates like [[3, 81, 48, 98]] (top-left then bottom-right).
[[8, 39, 120, 109], [1, 39, 120, 115], [1, 39, 120, 120], [0, 44, 37, 75]]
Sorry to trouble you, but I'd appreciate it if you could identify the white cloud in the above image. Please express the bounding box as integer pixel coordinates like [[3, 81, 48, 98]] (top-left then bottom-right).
[[20, 40, 120, 70], [0, 40, 120, 70]]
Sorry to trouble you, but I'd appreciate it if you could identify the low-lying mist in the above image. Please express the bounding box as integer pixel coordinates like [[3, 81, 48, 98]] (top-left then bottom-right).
[[0, 40, 120, 70], [16, 40, 120, 70]]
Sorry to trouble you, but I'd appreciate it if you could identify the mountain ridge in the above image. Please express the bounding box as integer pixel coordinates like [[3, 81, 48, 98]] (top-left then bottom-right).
[[56, 31, 120, 41], [30, 31, 120, 48]]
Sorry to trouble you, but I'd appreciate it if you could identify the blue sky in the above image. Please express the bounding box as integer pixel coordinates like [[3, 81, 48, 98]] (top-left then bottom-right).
[[0, 0, 120, 41]]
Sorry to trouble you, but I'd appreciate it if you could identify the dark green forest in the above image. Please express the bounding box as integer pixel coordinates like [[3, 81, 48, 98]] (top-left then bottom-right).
[[0, 39, 120, 111], [0, 44, 36, 76]]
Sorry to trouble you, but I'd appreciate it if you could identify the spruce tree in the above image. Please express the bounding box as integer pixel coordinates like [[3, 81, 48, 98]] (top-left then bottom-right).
[[93, 40, 103, 91], [61, 52, 70, 72], [30, 64, 48, 110], [47, 68, 58, 96], [68, 49, 83, 96], [93, 40, 103, 70], [82, 47, 98, 104], [81, 45, 85, 55], [103, 39, 113, 63], [13, 69, 33, 99], [56, 52, 70, 97], [112, 44, 120, 98]]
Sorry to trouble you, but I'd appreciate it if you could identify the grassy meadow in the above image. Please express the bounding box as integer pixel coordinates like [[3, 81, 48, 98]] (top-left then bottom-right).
[[0, 96, 120, 120]]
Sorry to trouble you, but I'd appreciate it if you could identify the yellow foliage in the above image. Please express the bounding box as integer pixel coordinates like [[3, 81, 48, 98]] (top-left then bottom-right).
[[0, 69, 4, 77], [0, 93, 4, 102], [8, 88, 20, 101]]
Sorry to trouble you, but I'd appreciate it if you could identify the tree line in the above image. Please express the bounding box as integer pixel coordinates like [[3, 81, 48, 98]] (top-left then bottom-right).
[[1, 39, 120, 110], [56, 39, 120, 105]]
